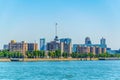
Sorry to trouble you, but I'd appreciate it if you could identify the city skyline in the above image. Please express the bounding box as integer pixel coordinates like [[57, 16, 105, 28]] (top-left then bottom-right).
[[0, 0, 120, 49]]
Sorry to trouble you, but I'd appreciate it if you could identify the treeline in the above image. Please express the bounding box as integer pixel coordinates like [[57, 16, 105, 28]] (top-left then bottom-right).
[[71, 53, 120, 59], [0, 50, 23, 58], [26, 50, 70, 58], [26, 51, 45, 58], [0, 50, 120, 59]]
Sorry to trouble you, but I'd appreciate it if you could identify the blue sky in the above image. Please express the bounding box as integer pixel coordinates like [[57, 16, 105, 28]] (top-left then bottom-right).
[[0, 0, 120, 49]]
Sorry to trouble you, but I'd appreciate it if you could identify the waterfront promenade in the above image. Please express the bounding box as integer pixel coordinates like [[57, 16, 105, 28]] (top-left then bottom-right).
[[0, 58, 99, 62]]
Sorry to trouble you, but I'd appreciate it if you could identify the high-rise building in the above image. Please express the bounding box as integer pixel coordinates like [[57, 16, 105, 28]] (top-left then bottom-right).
[[76, 46, 90, 53], [47, 41, 60, 51], [85, 37, 92, 45], [100, 37, 106, 45], [8, 40, 28, 56], [90, 47, 96, 54], [8, 40, 38, 55], [100, 37, 107, 48], [73, 37, 107, 54], [74, 44, 106, 55], [101, 48, 107, 53], [73, 44, 78, 53], [60, 38, 72, 54], [3, 44, 8, 50], [28, 43, 38, 52], [40, 38, 46, 51], [95, 47, 102, 54], [47, 23, 60, 51]]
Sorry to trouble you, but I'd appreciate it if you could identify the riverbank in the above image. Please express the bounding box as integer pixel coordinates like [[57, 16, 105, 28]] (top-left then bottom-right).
[[0, 58, 11, 62], [0, 58, 99, 62]]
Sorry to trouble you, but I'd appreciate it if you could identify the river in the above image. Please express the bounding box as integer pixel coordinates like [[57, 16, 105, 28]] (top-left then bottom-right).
[[0, 60, 120, 80]]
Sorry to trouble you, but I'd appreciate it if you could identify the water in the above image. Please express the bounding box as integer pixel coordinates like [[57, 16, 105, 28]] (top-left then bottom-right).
[[0, 61, 120, 80]]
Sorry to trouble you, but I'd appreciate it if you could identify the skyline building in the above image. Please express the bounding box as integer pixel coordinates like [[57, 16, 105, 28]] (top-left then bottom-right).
[[73, 37, 107, 54], [46, 23, 60, 51], [47, 41, 60, 51], [40, 38, 46, 51], [3, 44, 8, 50], [28, 43, 38, 52], [100, 37, 106, 45], [72, 44, 78, 53], [85, 37, 92, 45], [8, 40, 38, 55], [100, 37, 107, 48], [8, 40, 28, 56], [60, 38, 72, 54], [74, 45, 106, 55]]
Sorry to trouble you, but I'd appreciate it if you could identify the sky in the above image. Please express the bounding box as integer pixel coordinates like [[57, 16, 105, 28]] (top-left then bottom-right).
[[0, 0, 120, 49]]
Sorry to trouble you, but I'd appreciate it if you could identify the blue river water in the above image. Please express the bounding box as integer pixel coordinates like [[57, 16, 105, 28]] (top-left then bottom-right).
[[0, 60, 120, 80]]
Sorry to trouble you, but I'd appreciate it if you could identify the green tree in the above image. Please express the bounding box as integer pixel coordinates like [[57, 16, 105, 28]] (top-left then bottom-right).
[[40, 51, 45, 58], [48, 51, 55, 58], [55, 50, 61, 58], [26, 51, 32, 58], [81, 53, 88, 58], [88, 53, 94, 60], [98, 53, 108, 58], [71, 53, 78, 58], [48, 51, 52, 58], [33, 51, 39, 58], [0, 51, 4, 58], [62, 52, 69, 58]]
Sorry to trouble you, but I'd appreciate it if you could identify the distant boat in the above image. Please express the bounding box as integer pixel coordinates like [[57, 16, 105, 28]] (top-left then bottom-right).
[[99, 57, 120, 60], [10, 58, 24, 61]]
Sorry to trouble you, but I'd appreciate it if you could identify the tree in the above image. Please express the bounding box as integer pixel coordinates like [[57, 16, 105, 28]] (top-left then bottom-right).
[[0, 51, 4, 58], [81, 53, 88, 58], [114, 53, 120, 58], [78, 53, 82, 58], [71, 53, 78, 58], [48, 51, 55, 58], [55, 50, 61, 58], [48, 51, 52, 58], [26, 51, 32, 58], [88, 53, 94, 60], [98, 53, 108, 58], [62, 52, 69, 58], [40, 51, 45, 58]]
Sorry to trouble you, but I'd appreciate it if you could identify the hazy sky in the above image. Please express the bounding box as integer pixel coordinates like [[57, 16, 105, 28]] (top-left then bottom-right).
[[0, 0, 120, 49]]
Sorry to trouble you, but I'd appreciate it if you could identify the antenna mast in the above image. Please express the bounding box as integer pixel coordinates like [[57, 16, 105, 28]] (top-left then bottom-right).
[[54, 23, 59, 41], [55, 23, 58, 36]]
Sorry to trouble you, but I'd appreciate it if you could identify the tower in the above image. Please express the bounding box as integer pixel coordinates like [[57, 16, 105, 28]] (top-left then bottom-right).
[[40, 38, 46, 51], [100, 37, 107, 48], [100, 37, 106, 45], [54, 23, 59, 41], [85, 37, 92, 45], [60, 38, 72, 54]]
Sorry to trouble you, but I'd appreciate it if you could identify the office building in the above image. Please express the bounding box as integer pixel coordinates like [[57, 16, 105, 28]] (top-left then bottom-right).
[[90, 47, 96, 54], [40, 38, 46, 51], [74, 45, 106, 55], [28, 43, 38, 52], [73, 44, 78, 53], [47, 41, 60, 51], [60, 38, 72, 54], [3, 44, 9, 50], [100, 37, 107, 48], [85, 37, 92, 45], [8, 40, 38, 55], [8, 40, 28, 55]]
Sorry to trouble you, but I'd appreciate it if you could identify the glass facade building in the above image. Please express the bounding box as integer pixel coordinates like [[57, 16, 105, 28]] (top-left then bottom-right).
[[40, 38, 46, 51]]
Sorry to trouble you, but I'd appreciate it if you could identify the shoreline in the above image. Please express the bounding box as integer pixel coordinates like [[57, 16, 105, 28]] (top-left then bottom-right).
[[0, 58, 99, 62], [1, 57, 120, 62]]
